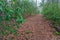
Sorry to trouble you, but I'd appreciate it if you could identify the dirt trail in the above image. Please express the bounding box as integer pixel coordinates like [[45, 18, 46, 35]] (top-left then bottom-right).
[[17, 14, 60, 40], [4, 14, 60, 40]]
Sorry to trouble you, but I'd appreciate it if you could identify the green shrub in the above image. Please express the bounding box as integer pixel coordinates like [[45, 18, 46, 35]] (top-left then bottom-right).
[[0, 0, 38, 36], [42, 3, 60, 26], [42, 2, 60, 34], [20, 0, 38, 15]]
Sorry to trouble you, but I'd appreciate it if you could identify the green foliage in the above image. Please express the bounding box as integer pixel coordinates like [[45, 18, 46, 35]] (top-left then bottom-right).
[[42, 2, 60, 34], [0, 0, 38, 36], [19, 0, 38, 15], [56, 31, 60, 35], [42, 3, 60, 25]]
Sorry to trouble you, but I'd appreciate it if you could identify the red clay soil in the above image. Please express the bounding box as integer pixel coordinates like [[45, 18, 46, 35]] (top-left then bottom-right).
[[3, 14, 60, 40]]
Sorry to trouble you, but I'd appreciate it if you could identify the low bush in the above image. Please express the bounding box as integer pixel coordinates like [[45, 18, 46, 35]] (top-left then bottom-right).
[[42, 2, 60, 34], [0, 0, 38, 36]]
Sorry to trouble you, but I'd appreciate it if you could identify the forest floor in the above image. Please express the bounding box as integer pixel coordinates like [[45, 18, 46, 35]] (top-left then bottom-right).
[[3, 14, 60, 40]]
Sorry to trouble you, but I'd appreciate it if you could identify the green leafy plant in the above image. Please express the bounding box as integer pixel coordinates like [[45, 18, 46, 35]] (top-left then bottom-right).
[[41, 2, 60, 34], [0, 0, 38, 36], [0, 0, 24, 36], [56, 31, 60, 35]]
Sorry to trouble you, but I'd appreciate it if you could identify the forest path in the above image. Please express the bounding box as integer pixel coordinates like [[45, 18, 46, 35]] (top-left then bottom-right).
[[18, 14, 60, 40]]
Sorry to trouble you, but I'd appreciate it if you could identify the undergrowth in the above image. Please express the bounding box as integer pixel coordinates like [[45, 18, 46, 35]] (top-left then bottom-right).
[[41, 2, 60, 35], [0, 0, 38, 36]]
